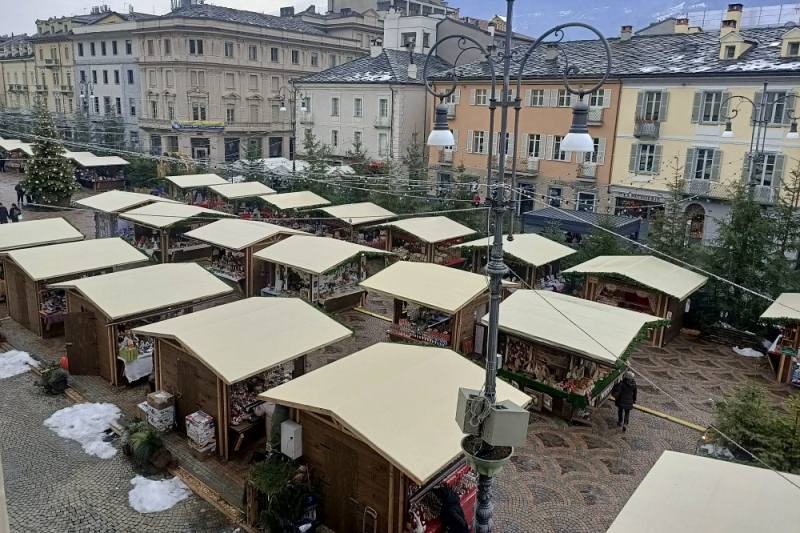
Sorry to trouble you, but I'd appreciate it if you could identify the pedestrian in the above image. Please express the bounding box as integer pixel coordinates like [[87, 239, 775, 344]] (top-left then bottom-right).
[[0, 203, 9, 224], [613, 370, 637, 432], [0, 151, 6, 172], [14, 182, 24, 205], [9, 203, 21, 223]]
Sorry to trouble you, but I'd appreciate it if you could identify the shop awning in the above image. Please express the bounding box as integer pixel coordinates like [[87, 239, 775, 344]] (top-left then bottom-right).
[[485, 290, 660, 365], [452, 233, 576, 268], [760, 293, 800, 322], [119, 202, 233, 229], [319, 202, 396, 226], [75, 190, 178, 214], [185, 219, 305, 251], [0, 218, 83, 252], [522, 207, 641, 236], [64, 151, 129, 167], [50, 263, 233, 321], [0, 139, 33, 156], [253, 235, 390, 275], [6, 238, 147, 281], [259, 190, 331, 211], [133, 297, 352, 385], [261, 343, 530, 485], [208, 181, 276, 199], [380, 216, 476, 244], [163, 173, 228, 190], [360, 261, 489, 314], [607, 451, 800, 533], [564, 255, 708, 301]]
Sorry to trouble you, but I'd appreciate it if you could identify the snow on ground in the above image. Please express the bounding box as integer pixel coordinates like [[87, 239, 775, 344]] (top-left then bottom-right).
[[44, 403, 121, 459], [128, 476, 190, 513], [0, 349, 39, 379], [732, 346, 763, 358]]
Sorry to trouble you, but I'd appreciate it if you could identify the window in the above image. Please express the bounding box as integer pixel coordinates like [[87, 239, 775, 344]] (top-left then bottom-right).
[[528, 89, 545, 107], [93, 97, 100, 114], [127, 69, 134, 84], [270, 47, 279, 62], [150, 135, 162, 155], [129, 131, 139, 146], [102, 70, 108, 84], [311, 53, 319, 67], [378, 132, 389, 156], [101, 41, 106, 55], [224, 41, 235, 58], [163, 39, 171, 55], [641, 91, 663, 121], [113, 70, 120, 84], [271, 104, 280, 122], [54, 97, 62, 114], [423, 32, 431, 48], [724, 45, 736, 59], [165, 70, 174, 87], [168, 104, 175, 120], [224, 138, 240, 162], [526, 134, 541, 158], [249, 74, 258, 90], [92, 70, 98, 84], [225, 72, 235, 89], [52, 72, 59, 85], [699, 91, 723, 123], [402, 32, 416, 47], [79, 70, 86, 83], [589, 89, 606, 108], [301, 96, 312, 112], [353, 97, 363, 117], [115, 97, 121, 115], [354, 130, 362, 146], [225, 104, 235, 124], [190, 70, 206, 88], [329, 54, 337, 67], [150, 100, 158, 118], [474, 89, 488, 106], [583, 138, 602, 163], [472, 131, 486, 153], [753, 153, 783, 186], [125, 40, 132, 54], [249, 104, 259, 122], [129, 98, 136, 117], [331, 130, 339, 147], [90, 42, 96, 56], [64, 46, 69, 60], [291, 50, 299, 64], [77, 43, 84, 56], [556, 89, 571, 107], [148, 70, 156, 87], [188, 39, 203, 55], [379, 98, 388, 118], [693, 148, 715, 180], [548, 187, 562, 207], [552, 135, 570, 161], [764, 91, 789, 124], [789, 42, 800, 56], [166, 135, 178, 153], [576, 192, 596, 212], [271, 76, 280, 93], [67, 72, 71, 85], [331, 97, 340, 116], [248, 45, 258, 60], [112, 40, 118, 55], [103, 96, 112, 114], [635, 144, 659, 173], [192, 104, 207, 121], [146, 40, 154, 56]]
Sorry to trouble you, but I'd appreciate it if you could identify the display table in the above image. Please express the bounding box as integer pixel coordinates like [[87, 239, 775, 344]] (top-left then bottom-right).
[[230, 419, 263, 453]]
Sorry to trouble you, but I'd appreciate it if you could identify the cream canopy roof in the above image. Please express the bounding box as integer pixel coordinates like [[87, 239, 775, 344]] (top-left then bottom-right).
[[259, 190, 331, 210], [209, 181, 276, 199], [564, 255, 708, 300], [0, 218, 83, 252], [760, 293, 800, 322], [133, 297, 352, 385], [65, 151, 129, 167], [453, 233, 576, 268], [75, 190, 178, 214], [319, 201, 396, 226], [119, 202, 232, 229], [253, 235, 390, 275], [486, 290, 661, 365], [360, 261, 489, 314], [163, 173, 228, 189], [5, 238, 147, 281], [185, 219, 305, 251], [607, 451, 800, 533], [0, 139, 33, 156], [50, 263, 233, 321], [260, 343, 531, 485], [381, 216, 476, 244]]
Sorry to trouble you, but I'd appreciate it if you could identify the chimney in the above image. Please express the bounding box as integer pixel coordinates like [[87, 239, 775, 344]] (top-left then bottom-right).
[[544, 43, 559, 61], [407, 63, 418, 79], [620, 25, 633, 41], [725, 3, 744, 28], [280, 6, 295, 17], [370, 38, 383, 58], [675, 18, 689, 33], [721, 18, 738, 37], [688, 26, 702, 33]]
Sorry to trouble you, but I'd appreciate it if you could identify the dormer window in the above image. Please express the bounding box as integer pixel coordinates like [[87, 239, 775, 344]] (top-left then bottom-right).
[[724, 45, 736, 59], [789, 42, 800, 57], [780, 28, 800, 57]]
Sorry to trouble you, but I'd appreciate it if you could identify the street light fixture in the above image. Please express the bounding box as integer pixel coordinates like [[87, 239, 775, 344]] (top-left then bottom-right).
[[722, 120, 734, 137], [423, 4, 611, 532], [276, 84, 306, 175], [787, 120, 799, 140]]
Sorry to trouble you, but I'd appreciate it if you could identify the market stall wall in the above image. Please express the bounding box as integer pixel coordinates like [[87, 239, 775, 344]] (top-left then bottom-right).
[[4, 260, 41, 336], [65, 291, 117, 382], [456, 294, 489, 354]]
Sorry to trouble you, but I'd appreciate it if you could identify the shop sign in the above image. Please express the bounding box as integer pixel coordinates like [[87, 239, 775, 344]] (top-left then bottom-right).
[[171, 120, 225, 131], [616, 190, 666, 203]]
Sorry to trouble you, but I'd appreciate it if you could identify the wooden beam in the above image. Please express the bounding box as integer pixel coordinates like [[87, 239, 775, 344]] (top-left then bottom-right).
[[387, 465, 395, 533]]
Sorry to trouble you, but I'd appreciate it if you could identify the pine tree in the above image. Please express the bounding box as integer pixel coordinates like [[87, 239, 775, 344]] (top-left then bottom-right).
[[771, 161, 800, 263], [573, 216, 630, 264], [241, 139, 265, 183], [648, 157, 693, 261], [22, 100, 78, 206], [97, 113, 127, 152], [73, 109, 92, 144]]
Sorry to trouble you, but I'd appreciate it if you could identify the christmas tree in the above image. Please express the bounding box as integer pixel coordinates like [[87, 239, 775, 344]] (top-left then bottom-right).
[[22, 99, 78, 206]]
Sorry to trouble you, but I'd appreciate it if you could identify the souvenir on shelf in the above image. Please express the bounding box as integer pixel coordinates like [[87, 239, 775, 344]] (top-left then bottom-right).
[[209, 249, 246, 282], [40, 290, 66, 316], [228, 364, 292, 426]]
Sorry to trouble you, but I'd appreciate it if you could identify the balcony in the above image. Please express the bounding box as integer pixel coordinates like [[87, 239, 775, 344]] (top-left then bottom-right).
[[374, 115, 391, 128], [577, 162, 597, 180], [684, 179, 728, 199], [35, 84, 48, 92], [752, 184, 777, 205], [516, 157, 539, 176], [6, 84, 23, 92], [492, 154, 513, 170], [439, 148, 453, 164], [634, 118, 660, 139], [298, 111, 313, 124], [43, 57, 59, 67], [587, 107, 603, 125], [446, 102, 456, 119]]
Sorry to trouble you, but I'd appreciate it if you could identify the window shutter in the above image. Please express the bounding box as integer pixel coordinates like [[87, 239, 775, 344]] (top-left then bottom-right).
[[454, 89, 461, 104], [751, 91, 763, 123], [635, 90, 645, 118], [603, 88, 612, 109], [719, 92, 731, 124], [741, 152, 751, 182], [469, 89, 476, 105], [691, 91, 702, 123], [519, 134, 528, 157], [466, 130, 473, 153], [452, 129, 458, 152], [507, 134, 515, 157], [658, 90, 670, 121], [783, 93, 795, 125], [684, 148, 697, 179], [546, 89, 556, 107], [773, 154, 786, 188], [545, 135, 554, 160], [653, 144, 663, 174], [491, 132, 497, 155], [525, 89, 532, 107], [711, 149, 723, 181], [597, 137, 606, 165], [629, 144, 639, 172]]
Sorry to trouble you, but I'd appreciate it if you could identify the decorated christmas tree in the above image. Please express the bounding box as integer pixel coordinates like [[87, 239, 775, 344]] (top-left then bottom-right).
[[22, 99, 78, 206]]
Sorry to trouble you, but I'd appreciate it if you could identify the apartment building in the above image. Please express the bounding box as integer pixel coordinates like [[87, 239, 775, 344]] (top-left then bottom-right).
[[135, 3, 369, 163], [328, 0, 457, 17], [290, 5, 383, 49], [0, 35, 36, 116]]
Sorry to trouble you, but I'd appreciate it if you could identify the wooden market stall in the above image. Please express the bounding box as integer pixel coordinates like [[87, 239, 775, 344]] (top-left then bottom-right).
[[360, 261, 492, 353], [488, 289, 660, 423], [50, 263, 233, 386], [258, 190, 331, 228], [206, 181, 276, 216], [184, 219, 304, 296], [119, 202, 233, 263], [75, 190, 178, 239], [4, 238, 148, 338], [317, 202, 396, 248], [607, 451, 800, 533], [760, 293, 800, 386], [162, 173, 228, 205], [564, 255, 708, 347], [380, 216, 476, 265], [66, 151, 130, 191], [260, 342, 531, 533], [0, 139, 33, 171], [253, 235, 391, 312], [453, 233, 576, 290], [133, 297, 352, 460]]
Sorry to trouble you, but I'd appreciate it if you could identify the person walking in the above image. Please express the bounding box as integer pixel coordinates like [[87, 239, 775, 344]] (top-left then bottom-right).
[[14, 182, 24, 205], [0, 151, 6, 172], [0, 203, 9, 224], [613, 371, 637, 431], [9, 204, 21, 223]]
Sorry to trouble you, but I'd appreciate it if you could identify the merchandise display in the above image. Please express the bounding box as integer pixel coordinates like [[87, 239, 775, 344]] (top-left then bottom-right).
[[40, 289, 66, 317], [389, 304, 451, 347], [407, 464, 477, 531], [229, 364, 292, 426], [594, 282, 657, 315], [116, 329, 154, 383], [316, 260, 363, 300], [208, 249, 246, 282]]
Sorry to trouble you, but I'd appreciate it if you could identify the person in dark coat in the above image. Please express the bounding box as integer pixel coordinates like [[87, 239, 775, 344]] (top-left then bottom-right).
[[432, 485, 469, 533], [613, 370, 637, 431], [14, 182, 24, 205], [9, 204, 20, 223], [0, 203, 9, 224]]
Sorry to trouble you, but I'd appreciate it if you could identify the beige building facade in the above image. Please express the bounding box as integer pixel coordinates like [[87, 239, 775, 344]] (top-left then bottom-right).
[[0, 36, 36, 116]]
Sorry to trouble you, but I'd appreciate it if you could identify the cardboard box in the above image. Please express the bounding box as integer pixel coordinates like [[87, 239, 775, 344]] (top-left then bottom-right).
[[147, 391, 174, 410], [189, 440, 216, 461]]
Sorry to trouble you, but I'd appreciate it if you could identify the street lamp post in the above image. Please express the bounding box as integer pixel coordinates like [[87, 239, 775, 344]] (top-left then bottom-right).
[[277, 83, 307, 176], [422, 2, 611, 531]]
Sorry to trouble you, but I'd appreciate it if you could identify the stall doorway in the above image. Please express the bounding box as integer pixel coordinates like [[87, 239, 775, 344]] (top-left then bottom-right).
[[65, 312, 99, 375], [686, 203, 705, 243]]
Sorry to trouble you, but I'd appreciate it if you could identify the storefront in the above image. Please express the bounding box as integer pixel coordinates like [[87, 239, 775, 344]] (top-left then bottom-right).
[[564, 255, 708, 347], [253, 235, 391, 312], [119, 202, 233, 263], [184, 219, 303, 296], [75, 190, 178, 239], [134, 297, 352, 460], [260, 342, 530, 533], [259, 190, 332, 228], [50, 263, 233, 386], [380, 216, 476, 265], [162, 173, 229, 205], [0, 139, 33, 171], [206, 181, 276, 216], [66, 152, 130, 191], [760, 293, 800, 387], [4, 238, 147, 338], [317, 202, 396, 249], [360, 261, 492, 354], [490, 289, 660, 423], [453, 233, 576, 289]]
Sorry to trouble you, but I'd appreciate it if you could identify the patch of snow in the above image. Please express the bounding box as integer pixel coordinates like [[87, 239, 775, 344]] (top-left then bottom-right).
[[639, 66, 660, 73], [768, 42, 781, 47], [129, 476, 190, 513], [689, 57, 706, 64], [732, 346, 763, 358], [44, 403, 121, 459], [699, 442, 734, 459], [725, 59, 800, 72], [0, 350, 38, 379], [345, 71, 393, 82], [668, 55, 685, 62]]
